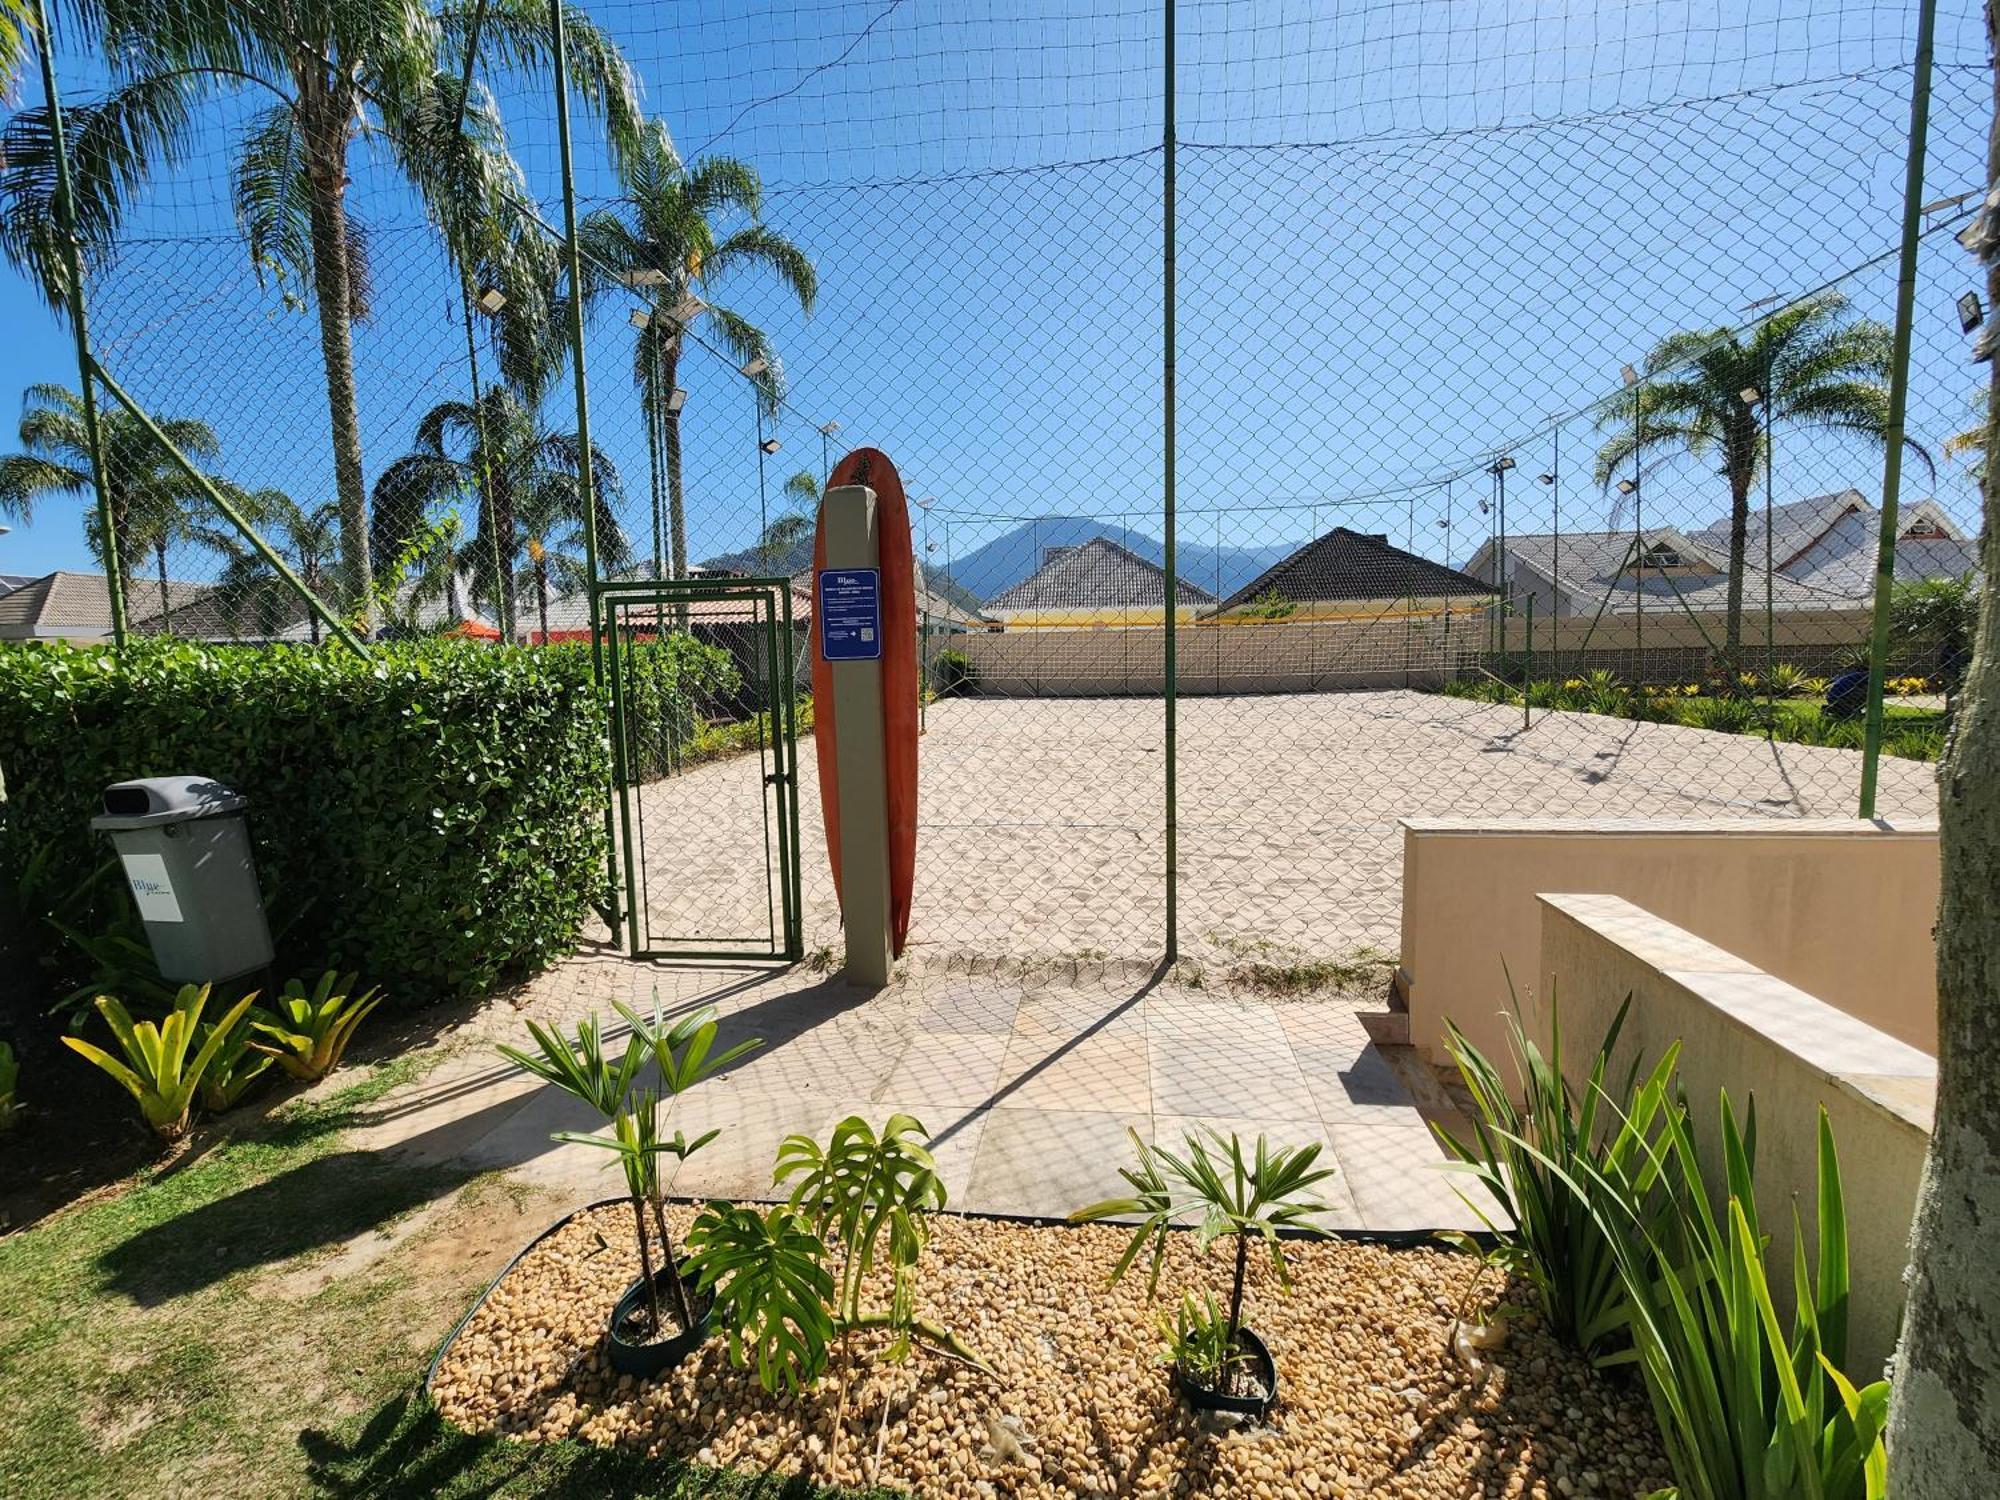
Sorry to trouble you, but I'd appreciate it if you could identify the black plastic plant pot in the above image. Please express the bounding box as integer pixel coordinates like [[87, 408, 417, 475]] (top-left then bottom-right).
[[1175, 1327, 1278, 1419], [607, 1270, 714, 1378]]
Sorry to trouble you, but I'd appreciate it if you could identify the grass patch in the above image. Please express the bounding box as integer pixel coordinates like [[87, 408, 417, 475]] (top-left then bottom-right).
[[1442, 674, 1948, 761], [1208, 937, 1395, 997], [0, 1043, 876, 1500], [302, 1392, 891, 1497]]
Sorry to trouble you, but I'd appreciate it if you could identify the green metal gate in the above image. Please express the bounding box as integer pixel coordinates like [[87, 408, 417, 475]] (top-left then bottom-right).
[[600, 577, 804, 961]]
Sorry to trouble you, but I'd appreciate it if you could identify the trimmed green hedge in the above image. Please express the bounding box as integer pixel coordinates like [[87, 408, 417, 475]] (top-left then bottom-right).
[[0, 639, 610, 1006], [618, 634, 745, 782]]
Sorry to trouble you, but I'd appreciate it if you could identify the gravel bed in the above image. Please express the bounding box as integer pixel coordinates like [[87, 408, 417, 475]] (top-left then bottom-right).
[[431, 1204, 1668, 1498]]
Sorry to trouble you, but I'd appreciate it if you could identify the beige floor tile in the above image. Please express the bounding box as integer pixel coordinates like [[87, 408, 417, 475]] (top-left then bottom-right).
[[965, 1107, 1151, 1218], [874, 1029, 1012, 1109], [995, 1028, 1153, 1113]]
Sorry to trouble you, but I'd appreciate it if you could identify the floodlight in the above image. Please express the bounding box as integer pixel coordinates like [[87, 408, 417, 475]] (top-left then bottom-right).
[[1537, 473, 1555, 486], [1616, 478, 1638, 495], [818, 420, 841, 435], [1959, 292, 1984, 334], [1487, 455, 1516, 474], [476, 284, 507, 314], [667, 387, 687, 413], [740, 356, 768, 378], [1620, 363, 1639, 386], [915, 494, 935, 509], [671, 294, 706, 325], [619, 267, 668, 288], [1739, 385, 1761, 406], [1923, 189, 1978, 215], [759, 437, 781, 455], [628, 308, 650, 329]]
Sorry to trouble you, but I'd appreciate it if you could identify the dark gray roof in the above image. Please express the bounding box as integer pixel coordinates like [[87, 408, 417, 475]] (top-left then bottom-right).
[[1219, 527, 1495, 610], [986, 536, 1215, 611]]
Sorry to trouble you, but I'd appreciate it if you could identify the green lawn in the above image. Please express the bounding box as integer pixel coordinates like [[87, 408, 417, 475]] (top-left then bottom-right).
[[0, 1052, 878, 1499]]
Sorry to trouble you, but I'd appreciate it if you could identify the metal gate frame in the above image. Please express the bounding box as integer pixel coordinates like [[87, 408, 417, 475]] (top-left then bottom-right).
[[598, 576, 804, 961]]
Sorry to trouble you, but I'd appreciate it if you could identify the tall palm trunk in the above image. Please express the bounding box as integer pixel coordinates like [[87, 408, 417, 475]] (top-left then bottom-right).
[[1722, 471, 1752, 672], [298, 83, 373, 627], [493, 470, 519, 642], [536, 557, 551, 645], [154, 542, 171, 631], [660, 345, 689, 581]]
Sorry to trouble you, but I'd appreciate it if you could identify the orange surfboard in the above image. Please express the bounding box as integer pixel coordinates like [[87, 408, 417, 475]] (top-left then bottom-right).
[[811, 448, 918, 958]]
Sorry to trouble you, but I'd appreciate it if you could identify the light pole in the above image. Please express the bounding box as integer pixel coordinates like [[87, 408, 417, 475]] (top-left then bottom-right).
[[742, 357, 778, 573], [1487, 455, 1516, 662], [819, 420, 841, 489], [915, 494, 935, 730], [1538, 436, 1558, 676], [1621, 363, 1644, 677]]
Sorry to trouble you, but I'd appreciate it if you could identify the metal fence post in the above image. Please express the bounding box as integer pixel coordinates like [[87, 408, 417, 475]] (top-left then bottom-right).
[[1859, 0, 1938, 818], [1161, 0, 1180, 965], [31, 0, 125, 649], [549, 0, 620, 929]]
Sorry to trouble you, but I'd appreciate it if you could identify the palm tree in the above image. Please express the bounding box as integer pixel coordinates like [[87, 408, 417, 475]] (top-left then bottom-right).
[[0, 0, 642, 625], [0, 382, 222, 627], [578, 120, 815, 582], [210, 489, 339, 643], [374, 387, 626, 641], [1592, 292, 1929, 668], [754, 468, 818, 567], [3, 0, 33, 105]]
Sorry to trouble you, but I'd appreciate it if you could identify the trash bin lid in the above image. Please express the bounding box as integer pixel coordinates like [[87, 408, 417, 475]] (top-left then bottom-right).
[[90, 776, 249, 830]]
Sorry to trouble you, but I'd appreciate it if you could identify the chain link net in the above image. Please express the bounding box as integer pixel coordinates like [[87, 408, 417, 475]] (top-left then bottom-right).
[[4, 0, 1985, 974]]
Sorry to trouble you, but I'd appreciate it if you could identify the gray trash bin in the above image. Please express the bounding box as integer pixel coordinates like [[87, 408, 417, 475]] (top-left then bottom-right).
[[91, 776, 274, 983]]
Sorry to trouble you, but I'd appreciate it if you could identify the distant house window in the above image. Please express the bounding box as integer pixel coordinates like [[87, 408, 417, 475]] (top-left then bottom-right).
[[1638, 544, 1684, 569], [1902, 517, 1945, 539]]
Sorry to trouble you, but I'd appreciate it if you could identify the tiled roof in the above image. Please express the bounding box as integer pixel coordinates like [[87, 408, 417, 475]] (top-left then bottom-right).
[[0, 570, 210, 638], [985, 536, 1215, 612], [1690, 489, 1871, 569], [1218, 527, 1494, 610]]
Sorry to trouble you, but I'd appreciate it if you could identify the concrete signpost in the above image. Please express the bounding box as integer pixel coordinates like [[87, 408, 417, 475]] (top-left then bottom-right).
[[812, 450, 920, 989], [818, 490, 893, 985]]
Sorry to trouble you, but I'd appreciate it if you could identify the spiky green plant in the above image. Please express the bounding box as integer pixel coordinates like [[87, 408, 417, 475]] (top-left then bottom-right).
[[1073, 1127, 1337, 1353], [1538, 1097, 1887, 1500], [195, 1004, 275, 1112], [1154, 1290, 1246, 1391], [1431, 989, 1681, 1366], [61, 985, 257, 1140], [248, 971, 381, 1083]]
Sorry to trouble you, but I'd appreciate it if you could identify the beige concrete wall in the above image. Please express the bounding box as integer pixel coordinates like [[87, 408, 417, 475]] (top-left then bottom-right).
[[1400, 818, 1940, 1070], [1534, 893, 1933, 1378], [957, 604, 1880, 696], [961, 601, 1485, 695]]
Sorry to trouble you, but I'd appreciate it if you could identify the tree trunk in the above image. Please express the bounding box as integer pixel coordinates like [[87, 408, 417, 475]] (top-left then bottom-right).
[[155, 543, 171, 631], [494, 473, 518, 643], [661, 345, 689, 581], [536, 559, 550, 645], [1884, 26, 2000, 1485], [1226, 1235, 1249, 1343], [1723, 466, 1752, 675], [299, 88, 374, 629]]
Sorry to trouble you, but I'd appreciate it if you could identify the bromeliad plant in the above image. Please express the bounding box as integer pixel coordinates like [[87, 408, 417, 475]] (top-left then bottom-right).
[[195, 1004, 275, 1112], [249, 971, 382, 1083], [61, 985, 257, 1140], [1072, 1127, 1336, 1394], [1430, 988, 1682, 1367]]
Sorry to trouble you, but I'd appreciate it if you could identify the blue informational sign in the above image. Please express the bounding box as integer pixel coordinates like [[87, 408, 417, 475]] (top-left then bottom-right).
[[818, 567, 883, 661]]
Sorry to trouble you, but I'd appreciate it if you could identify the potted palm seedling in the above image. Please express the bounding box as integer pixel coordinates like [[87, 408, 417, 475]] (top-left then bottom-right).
[[499, 998, 759, 1377], [1073, 1127, 1336, 1417]]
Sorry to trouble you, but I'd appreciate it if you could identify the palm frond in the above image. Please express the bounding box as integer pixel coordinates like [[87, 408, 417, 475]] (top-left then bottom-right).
[[0, 70, 208, 306], [704, 223, 817, 315], [232, 101, 312, 298]]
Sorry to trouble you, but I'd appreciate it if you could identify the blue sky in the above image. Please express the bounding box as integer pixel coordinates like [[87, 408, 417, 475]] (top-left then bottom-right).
[[0, 0, 1989, 588]]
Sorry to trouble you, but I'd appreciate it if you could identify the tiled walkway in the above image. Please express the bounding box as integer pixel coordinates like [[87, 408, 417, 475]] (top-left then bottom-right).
[[353, 951, 1486, 1233]]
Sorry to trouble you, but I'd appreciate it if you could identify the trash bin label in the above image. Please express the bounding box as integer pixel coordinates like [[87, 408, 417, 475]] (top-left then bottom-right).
[[120, 852, 185, 923]]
